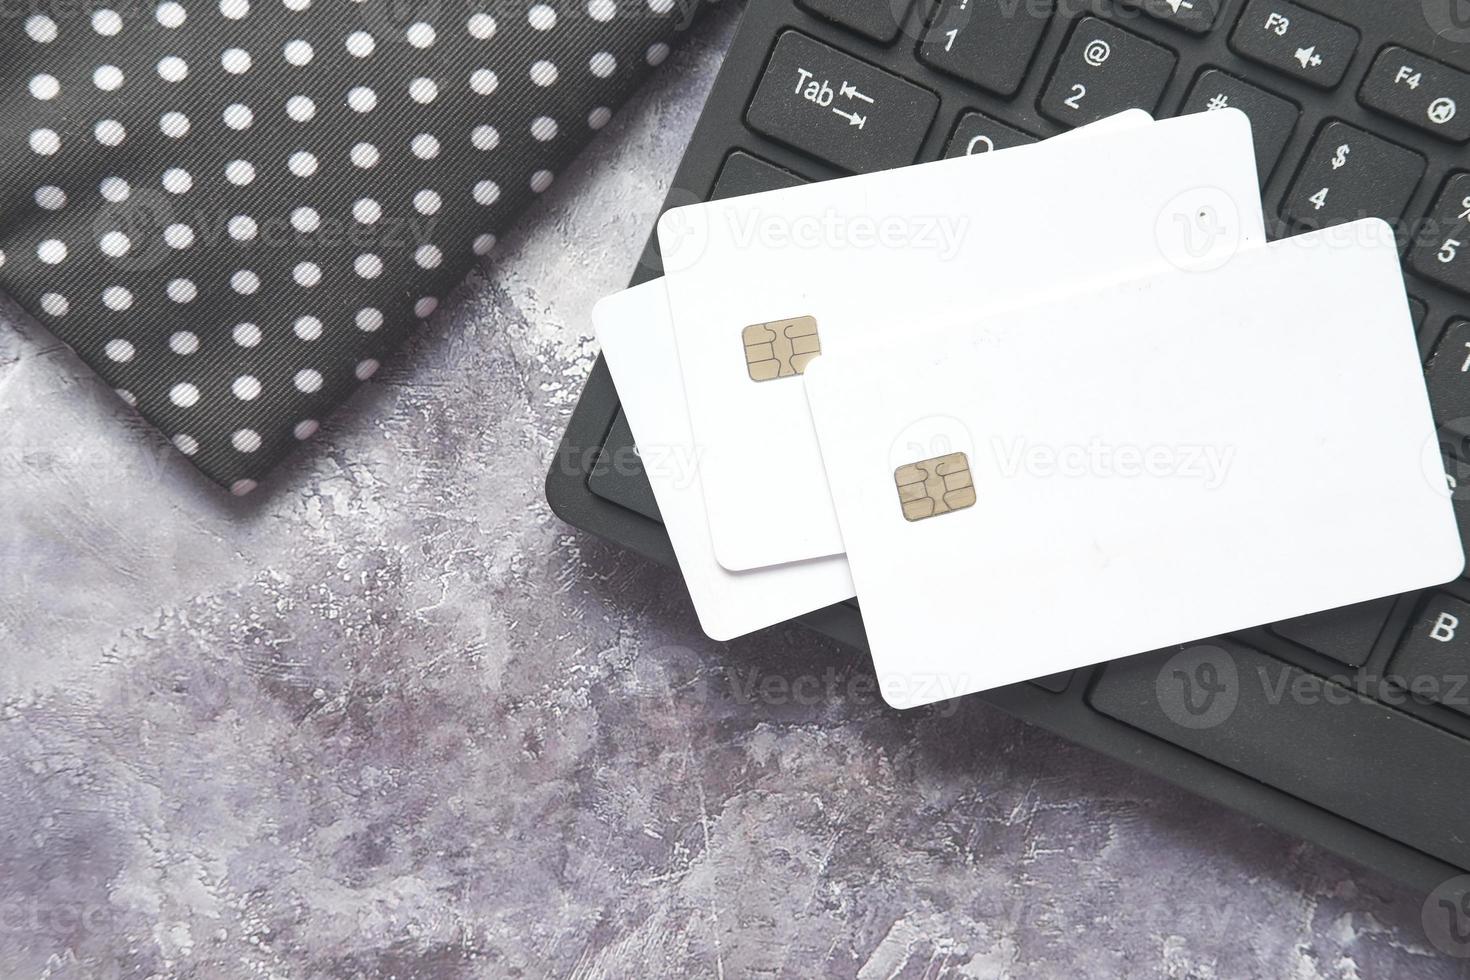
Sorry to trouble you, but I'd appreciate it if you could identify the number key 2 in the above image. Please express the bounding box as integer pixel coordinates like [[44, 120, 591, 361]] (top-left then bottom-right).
[[1412, 173, 1470, 297], [1039, 18, 1177, 126]]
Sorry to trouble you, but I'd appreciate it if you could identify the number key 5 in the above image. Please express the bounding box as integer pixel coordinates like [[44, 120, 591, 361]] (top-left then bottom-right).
[[1412, 173, 1470, 297]]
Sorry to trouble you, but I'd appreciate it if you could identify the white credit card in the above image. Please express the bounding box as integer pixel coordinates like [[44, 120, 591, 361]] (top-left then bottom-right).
[[593, 280, 855, 641], [802, 220, 1465, 709], [658, 108, 1263, 571]]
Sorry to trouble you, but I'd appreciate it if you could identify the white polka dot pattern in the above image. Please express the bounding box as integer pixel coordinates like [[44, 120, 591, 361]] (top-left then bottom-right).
[[3, 0, 693, 492]]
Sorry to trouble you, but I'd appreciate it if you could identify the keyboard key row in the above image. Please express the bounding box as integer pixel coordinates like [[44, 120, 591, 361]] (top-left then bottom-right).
[[794, 0, 1469, 159], [751, 22, 1467, 312], [758, 15, 1322, 187]]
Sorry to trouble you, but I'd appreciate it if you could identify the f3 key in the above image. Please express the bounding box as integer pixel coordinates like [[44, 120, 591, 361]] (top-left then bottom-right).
[[1231, 0, 1359, 90]]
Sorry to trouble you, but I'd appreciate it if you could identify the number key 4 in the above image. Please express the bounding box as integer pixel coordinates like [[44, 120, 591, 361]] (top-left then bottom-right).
[[1281, 120, 1425, 231], [1411, 173, 1470, 297]]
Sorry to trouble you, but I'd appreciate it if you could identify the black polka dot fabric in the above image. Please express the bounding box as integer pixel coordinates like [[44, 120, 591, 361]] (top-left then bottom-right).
[[3, 0, 699, 494]]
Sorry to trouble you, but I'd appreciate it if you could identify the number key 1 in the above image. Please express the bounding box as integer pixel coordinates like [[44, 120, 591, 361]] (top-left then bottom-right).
[[1411, 173, 1470, 297]]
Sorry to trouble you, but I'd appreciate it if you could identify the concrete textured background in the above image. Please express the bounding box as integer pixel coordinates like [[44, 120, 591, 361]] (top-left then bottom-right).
[[4, 5, 1470, 977]]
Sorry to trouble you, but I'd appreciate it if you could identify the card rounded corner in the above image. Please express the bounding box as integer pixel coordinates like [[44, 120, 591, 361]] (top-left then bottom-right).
[[875, 675, 927, 711], [591, 290, 627, 324], [695, 612, 741, 644], [1436, 541, 1468, 586]]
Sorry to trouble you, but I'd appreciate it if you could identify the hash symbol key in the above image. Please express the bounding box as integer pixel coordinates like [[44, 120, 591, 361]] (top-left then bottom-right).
[[1180, 69, 1300, 180]]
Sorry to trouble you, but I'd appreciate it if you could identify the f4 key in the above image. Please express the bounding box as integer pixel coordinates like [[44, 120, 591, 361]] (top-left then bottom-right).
[[1360, 46, 1470, 143]]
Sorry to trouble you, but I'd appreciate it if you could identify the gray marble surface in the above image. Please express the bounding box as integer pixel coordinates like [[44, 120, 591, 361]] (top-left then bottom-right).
[[4, 6, 1470, 977]]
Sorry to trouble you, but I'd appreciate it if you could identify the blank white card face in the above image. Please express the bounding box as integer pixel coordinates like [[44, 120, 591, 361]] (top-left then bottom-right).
[[802, 221, 1465, 709], [659, 109, 1263, 571], [593, 280, 855, 641]]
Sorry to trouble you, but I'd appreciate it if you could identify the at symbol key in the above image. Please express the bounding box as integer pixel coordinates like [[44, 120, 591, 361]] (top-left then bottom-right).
[[1039, 19, 1177, 126]]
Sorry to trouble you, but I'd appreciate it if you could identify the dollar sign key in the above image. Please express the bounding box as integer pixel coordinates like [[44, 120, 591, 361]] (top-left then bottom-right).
[[1331, 144, 1350, 169]]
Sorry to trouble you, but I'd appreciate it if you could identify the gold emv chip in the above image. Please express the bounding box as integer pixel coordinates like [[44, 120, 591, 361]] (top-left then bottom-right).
[[895, 452, 977, 522], [741, 316, 821, 382]]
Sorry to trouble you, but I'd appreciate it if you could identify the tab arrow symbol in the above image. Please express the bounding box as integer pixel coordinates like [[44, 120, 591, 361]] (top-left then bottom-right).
[[839, 81, 874, 104], [832, 108, 867, 128]]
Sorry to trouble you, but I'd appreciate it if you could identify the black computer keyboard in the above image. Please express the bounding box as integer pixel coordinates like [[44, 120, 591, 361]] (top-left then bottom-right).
[[552, 0, 1470, 893]]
